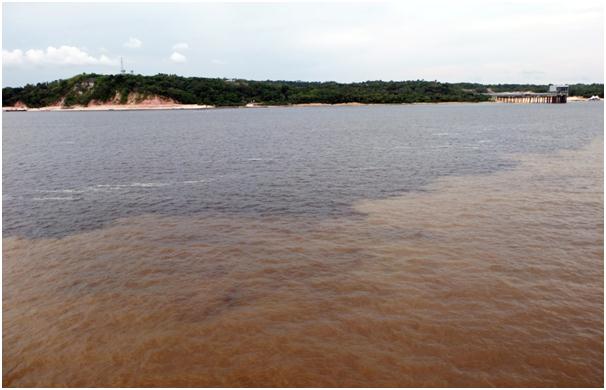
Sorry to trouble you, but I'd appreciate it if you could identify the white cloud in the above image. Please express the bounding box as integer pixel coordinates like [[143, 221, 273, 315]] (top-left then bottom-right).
[[170, 51, 187, 63], [211, 59, 226, 65], [98, 55, 117, 66], [25, 49, 45, 63], [3, 49, 24, 65], [3, 46, 118, 67], [123, 37, 142, 49], [172, 42, 189, 51]]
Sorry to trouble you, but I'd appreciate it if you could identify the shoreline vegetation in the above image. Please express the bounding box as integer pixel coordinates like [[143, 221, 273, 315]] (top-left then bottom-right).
[[2, 73, 604, 112]]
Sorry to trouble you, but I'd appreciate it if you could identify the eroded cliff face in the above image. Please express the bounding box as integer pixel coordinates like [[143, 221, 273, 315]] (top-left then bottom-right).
[[87, 92, 177, 106], [13, 100, 28, 108]]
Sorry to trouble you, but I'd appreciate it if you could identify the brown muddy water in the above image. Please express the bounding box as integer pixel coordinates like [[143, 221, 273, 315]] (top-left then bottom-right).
[[4, 134, 603, 387]]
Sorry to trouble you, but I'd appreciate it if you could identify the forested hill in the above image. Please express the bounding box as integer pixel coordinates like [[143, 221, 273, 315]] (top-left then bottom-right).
[[2, 73, 604, 108]]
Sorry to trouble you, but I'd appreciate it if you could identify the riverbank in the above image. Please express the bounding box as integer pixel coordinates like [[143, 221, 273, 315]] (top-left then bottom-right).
[[567, 96, 600, 102], [1, 101, 486, 112], [2, 103, 215, 112], [2, 96, 599, 112]]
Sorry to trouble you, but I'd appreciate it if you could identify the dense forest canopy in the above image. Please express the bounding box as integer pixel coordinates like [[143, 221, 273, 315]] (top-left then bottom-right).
[[2, 73, 604, 108]]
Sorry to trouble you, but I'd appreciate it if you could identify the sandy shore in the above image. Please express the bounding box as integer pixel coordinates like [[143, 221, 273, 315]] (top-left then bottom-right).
[[3, 98, 599, 112], [567, 96, 599, 102], [3, 103, 216, 112], [3, 101, 372, 112], [1, 102, 480, 112]]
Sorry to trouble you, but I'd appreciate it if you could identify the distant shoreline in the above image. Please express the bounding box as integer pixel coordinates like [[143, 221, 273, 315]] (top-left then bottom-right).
[[5, 73, 603, 113], [2, 96, 599, 112], [1, 102, 483, 112]]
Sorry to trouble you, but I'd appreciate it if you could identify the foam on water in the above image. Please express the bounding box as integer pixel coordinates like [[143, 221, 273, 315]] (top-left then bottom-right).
[[31, 196, 79, 201]]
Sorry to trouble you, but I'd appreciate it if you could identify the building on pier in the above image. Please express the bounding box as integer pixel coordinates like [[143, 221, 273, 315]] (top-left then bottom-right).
[[549, 84, 569, 95], [487, 84, 568, 104]]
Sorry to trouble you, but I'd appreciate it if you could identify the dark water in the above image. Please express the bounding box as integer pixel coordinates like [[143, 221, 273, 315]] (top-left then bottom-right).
[[3, 103, 604, 387], [3, 103, 603, 238]]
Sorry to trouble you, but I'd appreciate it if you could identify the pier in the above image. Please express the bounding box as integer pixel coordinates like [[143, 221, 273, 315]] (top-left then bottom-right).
[[487, 84, 568, 104]]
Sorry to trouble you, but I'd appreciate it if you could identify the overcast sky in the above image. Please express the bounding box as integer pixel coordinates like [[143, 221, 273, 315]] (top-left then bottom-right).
[[2, 1, 604, 87]]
